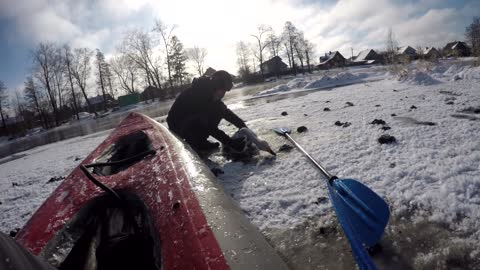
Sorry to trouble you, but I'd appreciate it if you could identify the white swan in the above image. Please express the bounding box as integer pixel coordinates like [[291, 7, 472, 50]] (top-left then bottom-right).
[[232, 127, 276, 155]]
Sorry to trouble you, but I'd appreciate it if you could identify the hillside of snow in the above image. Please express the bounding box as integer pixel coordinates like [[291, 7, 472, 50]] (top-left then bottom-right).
[[1, 59, 479, 269]]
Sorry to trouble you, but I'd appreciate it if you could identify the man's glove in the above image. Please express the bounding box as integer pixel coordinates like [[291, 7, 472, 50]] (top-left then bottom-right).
[[228, 137, 247, 153]]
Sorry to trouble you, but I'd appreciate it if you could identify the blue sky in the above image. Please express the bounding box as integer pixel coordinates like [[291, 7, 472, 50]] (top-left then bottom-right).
[[0, 0, 478, 94]]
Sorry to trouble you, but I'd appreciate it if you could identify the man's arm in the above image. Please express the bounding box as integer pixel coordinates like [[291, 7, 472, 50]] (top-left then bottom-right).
[[210, 128, 231, 145], [219, 102, 246, 129]]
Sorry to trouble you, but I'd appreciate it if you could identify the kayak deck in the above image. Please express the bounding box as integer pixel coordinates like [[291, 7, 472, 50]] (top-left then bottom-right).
[[16, 112, 288, 270]]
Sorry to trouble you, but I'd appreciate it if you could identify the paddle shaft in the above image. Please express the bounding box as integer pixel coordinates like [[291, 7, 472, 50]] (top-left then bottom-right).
[[283, 133, 336, 181]]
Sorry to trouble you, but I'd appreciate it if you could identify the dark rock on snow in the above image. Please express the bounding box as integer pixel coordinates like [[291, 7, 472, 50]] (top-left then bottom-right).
[[460, 106, 480, 114], [375, 104, 381, 107], [345, 102, 354, 106], [410, 105, 417, 110], [334, 121, 351, 128], [314, 197, 328, 205], [378, 135, 397, 144], [391, 114, 397, 117], [419, 121, 436, 126], [47, 176, 65, 183], [381, 126, 391, 131], [297, 126, 308, 133], [12, 182, 19, 187], [278, 144, 294, 152], [281, 111, 288, 116], [371, 119, 386, 125], [323, 107, 331, 111]]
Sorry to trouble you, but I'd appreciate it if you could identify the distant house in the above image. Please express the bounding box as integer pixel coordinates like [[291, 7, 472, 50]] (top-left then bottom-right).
[[318, 51, 346, 69], [443, 41, 470, 57], [260, 56, 288, 76], [87, 94, 114, 112], [396, 46, 417, 60], [352, 49, 382, 65], [422, 47, 441, 60], [204, 67, 216, 77]]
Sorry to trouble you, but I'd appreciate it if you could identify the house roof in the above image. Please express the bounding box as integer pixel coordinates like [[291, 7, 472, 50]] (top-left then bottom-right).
[[444, 41, 468, 50], [397, 46, 416, 54], [423, 47, 438, 55], [320, 51, 345, 64], [355, 49, 378, 61], [261, 56, 287, 67]]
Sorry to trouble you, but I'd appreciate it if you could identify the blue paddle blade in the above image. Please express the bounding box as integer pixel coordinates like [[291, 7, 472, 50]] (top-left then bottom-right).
[[273, 127, 291, 136], [332, 178, 390, 247], [327, 183, 380, 270]]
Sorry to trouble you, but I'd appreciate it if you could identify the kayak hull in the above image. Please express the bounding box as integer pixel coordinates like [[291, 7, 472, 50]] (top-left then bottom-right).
[[16, 112, 288, 270]]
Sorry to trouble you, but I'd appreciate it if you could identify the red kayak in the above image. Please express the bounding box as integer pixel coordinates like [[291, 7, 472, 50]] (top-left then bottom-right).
[[15, 112, 288, 270]]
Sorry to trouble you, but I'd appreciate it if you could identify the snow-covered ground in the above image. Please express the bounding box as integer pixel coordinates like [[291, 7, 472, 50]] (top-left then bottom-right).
[[1, 59, 479, 269]]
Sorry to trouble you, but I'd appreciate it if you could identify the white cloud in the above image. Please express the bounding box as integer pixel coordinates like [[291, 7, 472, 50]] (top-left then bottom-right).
[[0, 0, 474, 78]]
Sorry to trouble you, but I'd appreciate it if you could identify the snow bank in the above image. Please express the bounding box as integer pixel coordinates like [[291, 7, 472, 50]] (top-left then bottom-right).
[[304, 72, 361, 89], [255, 72, 364, 96], [401, 71, 440, 85], [286, 78, 309, 89], [431, 61, 480, 81]]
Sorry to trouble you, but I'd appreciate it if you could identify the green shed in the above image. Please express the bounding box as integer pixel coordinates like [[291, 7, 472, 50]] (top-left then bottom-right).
[[118, 93, 140, 107]]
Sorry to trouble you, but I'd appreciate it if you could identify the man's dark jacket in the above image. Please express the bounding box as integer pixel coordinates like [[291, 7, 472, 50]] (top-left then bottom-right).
[[167, 77, 246, 144]]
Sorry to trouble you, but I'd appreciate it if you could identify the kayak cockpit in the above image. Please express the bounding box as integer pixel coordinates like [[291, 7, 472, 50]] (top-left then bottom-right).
[[92, 131, 155, 176], [40, 193, 162, 270]]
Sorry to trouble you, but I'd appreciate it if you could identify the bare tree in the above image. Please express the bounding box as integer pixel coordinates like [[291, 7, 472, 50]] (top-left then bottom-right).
[[293, 31, 306, 74], [466, 17, 480, 58], [70, 48, 96, 115], [283, 43, 292, 68], [251, 25, 272, 76], [95, 49, 109, 111], [304, 39, 315, 73], [386, 27, 398, 64], [110, 55, 139, 94], [63, 45, 80, 120], [0, 80, 9, 132], [120, 29, 162, 89], [11, 89, 27, 132], [154, 19, 176, 88], [51, 47, 67, 112], [186, 46, 208, 76], [105, 63, 117, 100], [267, 31, 282, 58], [24, 76, 49, 128], [236, 41, 252, 79], [32, 42, 60, 126], [283, 21, 298, 75]]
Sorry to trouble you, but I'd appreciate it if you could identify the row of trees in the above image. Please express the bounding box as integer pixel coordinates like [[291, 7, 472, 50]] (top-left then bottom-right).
[[236, 21, 315, 81], [466, 17, 480, 58], [0, 19, 210, 136]]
